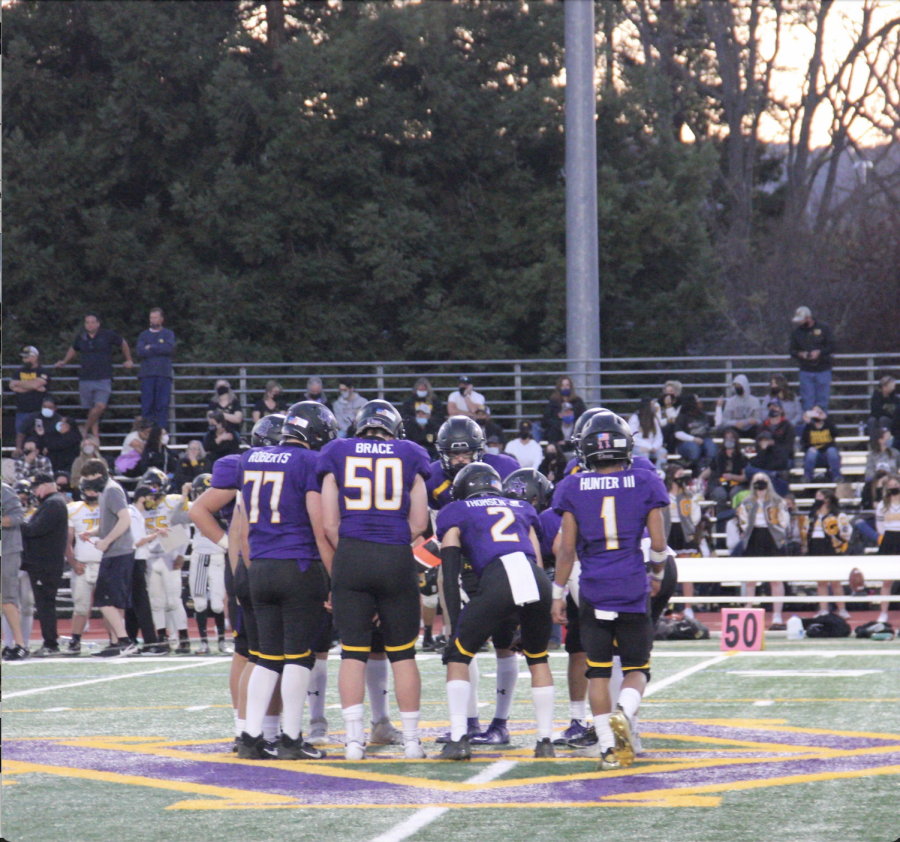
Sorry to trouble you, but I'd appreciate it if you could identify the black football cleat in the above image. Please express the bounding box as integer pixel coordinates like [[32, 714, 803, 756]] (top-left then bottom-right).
[[237, 732, 278, 760], [278, 733, 327, 760], [534, 738, 556, 758], [438, 734, 472, 761]]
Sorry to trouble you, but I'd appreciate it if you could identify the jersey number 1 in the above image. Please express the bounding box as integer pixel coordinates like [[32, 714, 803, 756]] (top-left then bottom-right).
[[601, 496, 619, 550]]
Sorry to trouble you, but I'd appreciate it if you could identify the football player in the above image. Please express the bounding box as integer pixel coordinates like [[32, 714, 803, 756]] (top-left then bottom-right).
[[551, 410, 670, 770], [64, 480, 104, 655], [319, 400, 432, 760], [435, 463, 555, 760], [142, 482, 191, 653], [128, 485, 171, 653], [428, 418, 486, 739], [234, 403, 336, 760], [171, 473, 230, 655]]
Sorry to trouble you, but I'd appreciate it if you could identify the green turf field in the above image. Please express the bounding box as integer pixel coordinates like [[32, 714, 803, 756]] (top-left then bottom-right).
[[3, 640, 899, 842]]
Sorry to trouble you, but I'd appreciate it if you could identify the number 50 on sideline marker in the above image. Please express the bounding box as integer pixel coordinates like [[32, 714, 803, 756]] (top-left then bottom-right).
[[721, 608, 766, 651]]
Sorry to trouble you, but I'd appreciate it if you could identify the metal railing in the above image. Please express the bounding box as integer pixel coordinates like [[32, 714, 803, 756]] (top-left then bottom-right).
[[4, 353, 898, 445]]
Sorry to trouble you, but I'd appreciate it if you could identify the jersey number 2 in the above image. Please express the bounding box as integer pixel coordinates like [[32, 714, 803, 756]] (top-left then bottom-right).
[[344, 457, 402, 511], [487, 506, 518, 543]]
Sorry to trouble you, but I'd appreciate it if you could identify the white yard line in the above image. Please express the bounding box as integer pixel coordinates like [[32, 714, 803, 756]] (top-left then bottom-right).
[[4, 660, 222, 699], [643, 653, 732, 698], [368, 760, 517, 842]]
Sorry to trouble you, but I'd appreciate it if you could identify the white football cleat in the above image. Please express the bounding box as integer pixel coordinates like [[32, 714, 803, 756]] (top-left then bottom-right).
[[344, 741, 367, 761], [307, 717, 329, 746], [403, 739, 426, 760]]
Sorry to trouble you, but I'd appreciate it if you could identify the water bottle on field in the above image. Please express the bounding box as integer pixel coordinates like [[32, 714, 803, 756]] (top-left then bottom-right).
[[786, 615, 805, 640]]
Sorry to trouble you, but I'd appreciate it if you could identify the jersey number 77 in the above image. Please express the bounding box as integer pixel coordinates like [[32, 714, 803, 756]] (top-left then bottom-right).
[[244, 471, 285, 524]]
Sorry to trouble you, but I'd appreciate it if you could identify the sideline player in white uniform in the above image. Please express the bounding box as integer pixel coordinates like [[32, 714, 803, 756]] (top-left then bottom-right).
[[64, 484, 104, 655], [144, 489, 191, 653], [170, 474, 230, 655]]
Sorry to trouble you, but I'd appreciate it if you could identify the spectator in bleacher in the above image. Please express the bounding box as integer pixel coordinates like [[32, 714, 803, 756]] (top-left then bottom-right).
[[9, 345, 52, 456], [736, 473, 789, 630], [659, 380, 682, 452], [783, 493, 803, 556], [768, 373, 803, 428], [173, 441, 210, 489], [543, 376, 586, 435], [674, 393, 717, 473], [54, 471, 73, 502], [448, 375, 485, 419], [803, 489, 852, 620], [663, 466, 702, 619], [875, 474, 900, 623], [715, 374, 761, 438], [251, 380, 288, 424], [44, 416, 82, 475], [759, 398, 796, 464], [136, 425, 174, 482], [789, 306, 835, 412], [21, 396, 61, 455], [628, 398, 667, 468], [539, 442, 568, 485], [208, 379, 243, 429], [333, 378, 367, 437], [403, 403, 440, 459], [70, 436, 106, 493], [504, 421, 543, 470], [545, 400, 578, 445], [301, 375, 332, 409], [474, 404, 504, 443], [400, 377, 446, 428], [865, 426, 900, 481], [703, 427, 748, 514], [136, 307, 176, 429], [14, 441, 53, 483], [120, 416, 150, 460], [867, 375, 900, 443], [55, 312, 135, 439], [801, 406, 842, 482], [745, 429, 790, 496], [203, 411, 241, 467]]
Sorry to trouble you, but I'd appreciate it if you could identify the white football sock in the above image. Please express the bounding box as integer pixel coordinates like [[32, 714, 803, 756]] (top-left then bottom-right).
[[618, 687, 642, 721], [245, 665, 280, 739], [495, 654, 519, 721], [366, 658, 391, 723], [342, 703, 365, 746], [308, 658, 328, 722], [532, 685, 555, 740], [569, 699, 587, 722], [281, 664, 312, 740], [234, 711, 245, 738], [262, 714, 281, 742], [593, 712, 615, 750], [400, 710, 420, 744], [609, 656, 624, 709], [467, 658, 480, 718], [447, 679, 470, 740]]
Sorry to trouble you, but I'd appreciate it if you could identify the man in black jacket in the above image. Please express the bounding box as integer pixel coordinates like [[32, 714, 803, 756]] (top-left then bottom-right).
[[21, 472, 70, 656], [789, 306, 835, 413]]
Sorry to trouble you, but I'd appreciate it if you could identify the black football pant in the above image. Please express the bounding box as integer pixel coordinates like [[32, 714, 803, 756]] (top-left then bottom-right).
[[125, 559, 158, 645]]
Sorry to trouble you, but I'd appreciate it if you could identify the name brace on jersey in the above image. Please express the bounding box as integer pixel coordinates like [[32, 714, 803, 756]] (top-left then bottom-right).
[[354, 441, 395, 454]]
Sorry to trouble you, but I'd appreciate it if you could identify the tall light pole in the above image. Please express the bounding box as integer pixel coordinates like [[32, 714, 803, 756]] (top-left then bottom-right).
[[565, 0, 601, 404]]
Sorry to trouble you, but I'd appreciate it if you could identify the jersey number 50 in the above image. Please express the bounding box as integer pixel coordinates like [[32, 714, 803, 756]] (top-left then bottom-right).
[[344, 457, 402, 511]]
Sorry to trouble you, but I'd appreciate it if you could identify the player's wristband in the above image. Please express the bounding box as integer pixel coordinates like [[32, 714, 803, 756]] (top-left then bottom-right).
[[552, 582, 567, 600], [649, 548, 668, 564], [216, 535, 229, 551]]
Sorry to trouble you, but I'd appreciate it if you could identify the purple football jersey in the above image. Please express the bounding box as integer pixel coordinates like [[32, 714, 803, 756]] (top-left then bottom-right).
[[483, 452, 520, 481], [554, 467, 669, 612], [317, 438, 432, 545], [538, 508, 562, 561], [426, 459, 454, 511], [563, 457, 582, 476], [210, 452, 242, 521], [239, 445, 322, 568], [436, 496, 539, 577]]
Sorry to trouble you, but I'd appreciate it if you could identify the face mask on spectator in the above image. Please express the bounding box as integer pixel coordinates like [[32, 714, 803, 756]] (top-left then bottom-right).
[[55, 422, 65, 433], [888, 487, 900, 496], [723, 437, 737, 448], [416, 389, 428, 398], [562, 414, 574, 424], [769, 410, 780, 418], [217, 385, 229, 396], [734, 385, 744, 396], [340, 389, 350, 399], [415, 417, 428, 427], [83, 443, 95, 455], [753, 480, 768, 491], [486, 446, 500, 456], [560, 388, 571, 396], [42, 408, 54, 418]]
